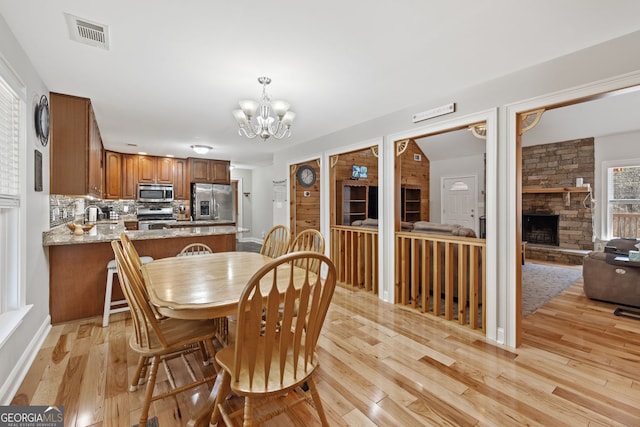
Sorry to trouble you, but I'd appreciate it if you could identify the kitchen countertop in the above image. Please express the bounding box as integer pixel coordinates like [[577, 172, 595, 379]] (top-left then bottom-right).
[[43, 221, 247, 247]]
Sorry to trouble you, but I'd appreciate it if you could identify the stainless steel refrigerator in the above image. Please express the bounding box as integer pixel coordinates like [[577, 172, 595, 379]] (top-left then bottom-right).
[[191, 183, 236, 222]]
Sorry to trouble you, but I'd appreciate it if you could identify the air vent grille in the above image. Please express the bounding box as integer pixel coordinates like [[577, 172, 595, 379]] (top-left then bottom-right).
[[65, 13, 110, 50]]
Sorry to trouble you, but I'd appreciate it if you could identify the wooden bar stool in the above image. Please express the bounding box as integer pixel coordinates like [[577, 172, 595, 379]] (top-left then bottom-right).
[[103, 255, 153, 327]]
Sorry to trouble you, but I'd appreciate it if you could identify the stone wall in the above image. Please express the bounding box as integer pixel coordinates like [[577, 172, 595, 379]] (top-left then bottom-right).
[[522, 138, 594, 252]]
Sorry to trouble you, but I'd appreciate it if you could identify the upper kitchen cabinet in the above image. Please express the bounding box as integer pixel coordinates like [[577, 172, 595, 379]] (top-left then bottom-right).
[[138, 155, 174, 184], [121, 154, 139, 199], [173, 158, 189, 200], [50, 92, 103, 197], [104, 151, 122, 199], [189, 158, 230, 184]]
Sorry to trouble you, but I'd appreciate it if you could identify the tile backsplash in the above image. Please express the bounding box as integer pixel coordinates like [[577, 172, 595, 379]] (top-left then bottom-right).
[[49, 195, 188, 228]]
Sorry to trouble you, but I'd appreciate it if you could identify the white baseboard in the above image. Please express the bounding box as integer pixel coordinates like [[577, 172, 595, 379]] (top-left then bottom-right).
[[238, 236, 263, 245], [0, 315, 51, 405]]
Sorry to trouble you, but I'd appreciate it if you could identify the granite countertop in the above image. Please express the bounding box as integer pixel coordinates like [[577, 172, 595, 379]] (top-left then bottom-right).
[[43, 221, 247, 247]]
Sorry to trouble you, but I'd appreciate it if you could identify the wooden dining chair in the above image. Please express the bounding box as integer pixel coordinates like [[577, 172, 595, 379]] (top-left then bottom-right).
[[260, 224, 291, 258], [177, 242, 213, 256], [289, 229, 325, 273], [111, 240, 220, 427], [211, 251, 337, 426], [119, 233, 221, 377]]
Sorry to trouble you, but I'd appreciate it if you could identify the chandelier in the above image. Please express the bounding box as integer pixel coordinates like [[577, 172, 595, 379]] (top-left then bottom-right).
[[232, 77, 296, 140]]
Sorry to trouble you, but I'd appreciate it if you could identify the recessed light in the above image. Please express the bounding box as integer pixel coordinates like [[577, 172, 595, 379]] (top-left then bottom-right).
[[166, 154, 174, 158], [138, 151, 147, 155]]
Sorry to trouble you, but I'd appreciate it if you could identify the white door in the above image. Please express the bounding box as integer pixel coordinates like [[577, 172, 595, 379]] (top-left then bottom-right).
[[441, 175, 478, 231]]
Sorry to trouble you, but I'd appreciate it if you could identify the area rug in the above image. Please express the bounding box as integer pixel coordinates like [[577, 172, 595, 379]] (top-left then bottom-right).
[[522, 263, 583, 317]]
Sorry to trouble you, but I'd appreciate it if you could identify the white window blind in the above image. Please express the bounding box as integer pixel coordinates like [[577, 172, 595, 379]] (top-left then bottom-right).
[[0, 77, 20, 205]]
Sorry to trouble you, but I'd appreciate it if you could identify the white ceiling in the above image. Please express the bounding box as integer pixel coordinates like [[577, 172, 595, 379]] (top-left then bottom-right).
[[2, 1, 640, 168]]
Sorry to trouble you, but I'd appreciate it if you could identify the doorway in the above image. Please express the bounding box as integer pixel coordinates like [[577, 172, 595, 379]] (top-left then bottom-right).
[[510, 82, 640, 347]]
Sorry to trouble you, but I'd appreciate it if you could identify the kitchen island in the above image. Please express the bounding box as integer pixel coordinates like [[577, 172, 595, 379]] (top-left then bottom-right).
[[43, 222, 245, 324]]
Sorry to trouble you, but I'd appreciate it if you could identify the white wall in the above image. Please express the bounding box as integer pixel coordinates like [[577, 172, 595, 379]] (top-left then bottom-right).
[[250, 165, 275, 242], [230, 168, 252, 240], [0, 15, 52, 403], [594, 130, 640, 239]]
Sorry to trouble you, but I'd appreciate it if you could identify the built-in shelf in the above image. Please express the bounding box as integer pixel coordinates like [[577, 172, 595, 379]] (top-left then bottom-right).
[[522, 186, 590, 206], [522, 186, 589, 194]]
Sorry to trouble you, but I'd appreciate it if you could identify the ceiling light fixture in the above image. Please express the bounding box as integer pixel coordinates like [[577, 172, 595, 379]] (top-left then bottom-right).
[[232, 77, 296, 141], [191, 145, 212, 155]]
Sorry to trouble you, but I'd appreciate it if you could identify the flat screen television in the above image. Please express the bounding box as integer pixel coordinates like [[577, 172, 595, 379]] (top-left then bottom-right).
[[352, 165, 368, 179]]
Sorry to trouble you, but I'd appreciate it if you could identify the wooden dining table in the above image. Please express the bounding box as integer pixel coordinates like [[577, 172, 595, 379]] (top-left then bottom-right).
[[140, 250, 311, 427]]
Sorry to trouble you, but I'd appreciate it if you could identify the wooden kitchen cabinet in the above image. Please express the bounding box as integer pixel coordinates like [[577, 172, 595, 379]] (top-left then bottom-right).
[[156, 157, 174, 184], [138, 155, 174, 184], [189, 158, 230, 184], [211, 160, 230, 183], [138, 155, 156, 183], [50, 92, 103, 197], [173, 158, 189, 200], [104, 151, 122, 199], [121, 154, 139, 199]]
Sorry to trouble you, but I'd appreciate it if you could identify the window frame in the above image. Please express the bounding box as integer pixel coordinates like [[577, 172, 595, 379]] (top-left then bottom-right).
[[0, 54, 29, 348], [603, 158, 640, 240]]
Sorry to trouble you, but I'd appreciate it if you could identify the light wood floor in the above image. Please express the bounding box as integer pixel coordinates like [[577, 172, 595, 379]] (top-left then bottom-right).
[[12, 277, 640, 426]]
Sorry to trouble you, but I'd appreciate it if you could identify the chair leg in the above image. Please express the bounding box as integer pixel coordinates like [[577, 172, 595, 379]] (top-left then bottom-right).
[[243, 396, 254, 427], [103, 268, 115, 327], [130, 356, 148, 391], [306, 376, 330, 426], [139, 355, 160, 427], [210, 370, 231, 426]]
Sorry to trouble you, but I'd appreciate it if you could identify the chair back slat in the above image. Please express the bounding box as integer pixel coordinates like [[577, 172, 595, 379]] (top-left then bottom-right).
[[177, 243, 213, 256], [289, 229, 325, 272], [260, 225, 291, 258], [232, 251, 336, 392]]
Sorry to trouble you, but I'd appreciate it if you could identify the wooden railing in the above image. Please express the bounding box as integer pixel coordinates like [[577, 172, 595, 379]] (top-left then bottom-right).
[[395, 232, 486, 332], [330, 226, 378, 294], [612, 213, 640, 238]]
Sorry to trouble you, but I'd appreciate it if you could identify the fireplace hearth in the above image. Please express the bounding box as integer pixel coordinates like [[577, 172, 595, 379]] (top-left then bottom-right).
[[523, 214, 559, 246]]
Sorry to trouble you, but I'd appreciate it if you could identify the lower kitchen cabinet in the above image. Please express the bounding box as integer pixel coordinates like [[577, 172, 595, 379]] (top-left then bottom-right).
[[48, 233, 236, 323]]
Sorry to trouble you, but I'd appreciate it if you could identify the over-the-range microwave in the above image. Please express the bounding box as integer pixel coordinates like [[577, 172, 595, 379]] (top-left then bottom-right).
[[137, 183, 174, 203]]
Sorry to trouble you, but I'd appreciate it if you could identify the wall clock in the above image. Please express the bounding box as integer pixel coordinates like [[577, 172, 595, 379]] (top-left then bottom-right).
[[296, 165, 316, 188], [34, 94, 49, 147]]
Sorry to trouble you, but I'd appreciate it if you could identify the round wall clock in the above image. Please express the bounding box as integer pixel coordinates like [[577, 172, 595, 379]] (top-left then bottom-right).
[[296, 165, 316, 188], [35, 94, 50, 147]]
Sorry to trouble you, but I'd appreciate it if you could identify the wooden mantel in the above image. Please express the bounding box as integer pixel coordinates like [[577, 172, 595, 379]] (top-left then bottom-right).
[[522, 186, 590, 206]]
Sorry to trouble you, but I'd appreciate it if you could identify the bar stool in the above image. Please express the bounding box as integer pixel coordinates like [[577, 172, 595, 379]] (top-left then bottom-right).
[[103, 255, 153, 327]]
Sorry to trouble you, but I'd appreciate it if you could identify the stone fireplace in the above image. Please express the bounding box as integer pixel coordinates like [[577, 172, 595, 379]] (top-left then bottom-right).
[[522, 138, 594, 264]]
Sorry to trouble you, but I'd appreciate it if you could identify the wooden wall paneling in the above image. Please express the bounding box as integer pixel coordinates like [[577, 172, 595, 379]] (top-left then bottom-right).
[[290, 160, 321, 236], [399, 140, 430, 222]]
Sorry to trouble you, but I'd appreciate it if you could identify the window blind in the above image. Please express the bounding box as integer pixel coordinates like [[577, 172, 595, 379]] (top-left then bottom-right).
[[0, 77, 20, 206]]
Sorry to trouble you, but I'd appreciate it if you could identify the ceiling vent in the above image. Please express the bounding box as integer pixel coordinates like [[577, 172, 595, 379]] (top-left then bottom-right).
[[65, 13, 110, 50]]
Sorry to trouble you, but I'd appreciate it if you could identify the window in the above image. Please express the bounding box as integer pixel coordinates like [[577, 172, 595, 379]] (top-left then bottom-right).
[[0, 57, 27, 346], [606, 163, 640, 239]]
